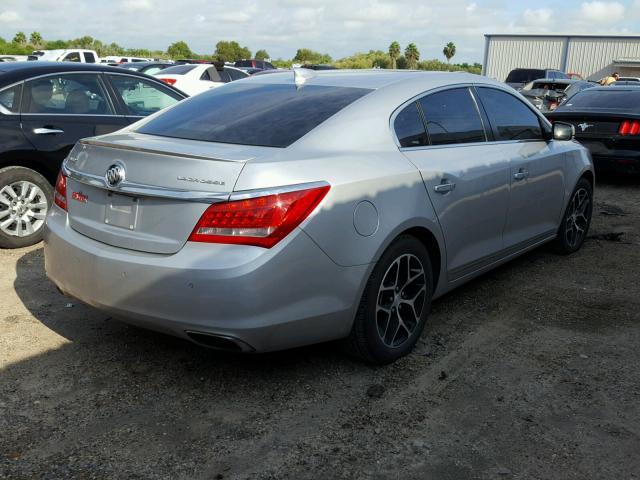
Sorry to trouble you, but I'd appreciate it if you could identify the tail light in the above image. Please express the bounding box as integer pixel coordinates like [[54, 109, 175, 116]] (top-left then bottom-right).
[[189, 184, 330, 248], [618, 120, 640, 135], [159, 78, 176, 85], [54, 170, 67, 211]]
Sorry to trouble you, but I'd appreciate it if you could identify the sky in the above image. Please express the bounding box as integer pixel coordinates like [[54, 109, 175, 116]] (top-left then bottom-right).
[[0, 0, 639, 63]]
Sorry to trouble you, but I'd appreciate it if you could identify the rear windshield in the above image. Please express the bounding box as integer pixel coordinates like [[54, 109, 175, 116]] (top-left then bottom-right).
[[158, 65, 197, 75], [235, 60, 253, 67], [137, 82, 372, 147], [506, 69, 544, 83], [564, 89, 640, 111]]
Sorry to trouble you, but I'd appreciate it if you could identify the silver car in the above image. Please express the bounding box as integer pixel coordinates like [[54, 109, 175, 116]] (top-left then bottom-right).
[[44, 70, 594, 364]]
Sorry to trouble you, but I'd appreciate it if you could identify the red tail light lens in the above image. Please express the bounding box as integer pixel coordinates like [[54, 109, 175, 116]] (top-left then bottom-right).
[[54, 170, 67, 211], [159, 78, 176, 85], [189, 185, 330, 248], [619, 120, 640, 135]]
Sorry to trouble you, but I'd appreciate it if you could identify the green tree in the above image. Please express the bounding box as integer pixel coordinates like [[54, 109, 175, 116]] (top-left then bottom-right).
[[45, 39, 69, 50], [167, 40, 193, 59], [334, 50, 390, 69], [293, 48, 332, 64], [396, 55, 408, 69], [388, 41, 400, 69], [215, 40, 251, 62], [404, 43, 420, 69], [29, 32, 43, 48], [13, 32, 26, 45], [255, 49, 269, 60], [443, 42, 456, 63]]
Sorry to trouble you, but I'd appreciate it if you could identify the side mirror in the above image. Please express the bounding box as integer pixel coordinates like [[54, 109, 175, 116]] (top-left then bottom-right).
[[552, 121, 574, 141]]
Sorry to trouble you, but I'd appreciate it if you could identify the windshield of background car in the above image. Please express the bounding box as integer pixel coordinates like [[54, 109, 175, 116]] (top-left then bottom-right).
[[563, 89, 640, 111], [506, 69, 544, 83], [137, 82, 372, 147], [159, 65, 197, 75]]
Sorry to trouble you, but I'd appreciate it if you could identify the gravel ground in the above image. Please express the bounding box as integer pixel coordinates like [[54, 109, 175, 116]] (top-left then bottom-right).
[[1, 176, 639, 480]]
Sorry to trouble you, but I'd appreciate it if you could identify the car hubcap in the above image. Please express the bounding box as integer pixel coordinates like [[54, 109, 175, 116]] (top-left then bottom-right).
[[376, 253, 427, 348], [565, 187, 590, 248], [0, 181, 48, 237]]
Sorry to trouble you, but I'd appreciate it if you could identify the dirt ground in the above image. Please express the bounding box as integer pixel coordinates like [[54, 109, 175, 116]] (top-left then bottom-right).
[[1, 176, 639, 480]]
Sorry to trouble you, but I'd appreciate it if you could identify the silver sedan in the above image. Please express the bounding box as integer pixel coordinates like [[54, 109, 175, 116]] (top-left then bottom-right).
[[44, 70, 594, 363]]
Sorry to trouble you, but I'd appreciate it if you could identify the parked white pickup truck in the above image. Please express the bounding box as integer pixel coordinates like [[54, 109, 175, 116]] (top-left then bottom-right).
[[30, 49, 100, 63]]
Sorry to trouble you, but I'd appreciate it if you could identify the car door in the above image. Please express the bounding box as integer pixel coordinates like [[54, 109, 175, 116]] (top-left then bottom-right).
[[0, 83, 29, 159], [20, 72, 127, 171], [474, 86, 566, 249], [397, 87, 511, 281], [105, 74, 184, 124]]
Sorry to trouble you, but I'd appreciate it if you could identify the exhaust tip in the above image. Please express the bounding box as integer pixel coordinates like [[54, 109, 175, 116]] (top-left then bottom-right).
[[185, 331, 254, 353]]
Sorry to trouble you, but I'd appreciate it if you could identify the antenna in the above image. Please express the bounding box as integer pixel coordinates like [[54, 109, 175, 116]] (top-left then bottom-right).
[[293, 68, 316, 89]]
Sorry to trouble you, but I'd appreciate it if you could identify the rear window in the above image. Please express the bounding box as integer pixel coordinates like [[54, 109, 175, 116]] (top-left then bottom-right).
[[137, 83, 372, 147], [506, 69, 544, 83], [159, 65, 197, 75], [564, 89, 640, 111]]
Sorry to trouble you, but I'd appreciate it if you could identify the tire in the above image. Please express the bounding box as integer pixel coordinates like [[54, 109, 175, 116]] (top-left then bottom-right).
[[0, 166, 53, 249], [347, 235, 433, 364], [552, 178, 593, 255]]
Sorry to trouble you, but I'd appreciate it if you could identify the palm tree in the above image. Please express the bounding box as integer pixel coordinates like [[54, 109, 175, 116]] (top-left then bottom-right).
[[404, 43, 420, 70], [13, 32, 26, 45], [30, 32, 43, 48], [443, 42, 456, 63], [388, 41, 400, 69]]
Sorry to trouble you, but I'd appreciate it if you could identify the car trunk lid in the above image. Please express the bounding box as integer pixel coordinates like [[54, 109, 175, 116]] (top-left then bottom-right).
[[63, 132, 256, 254]]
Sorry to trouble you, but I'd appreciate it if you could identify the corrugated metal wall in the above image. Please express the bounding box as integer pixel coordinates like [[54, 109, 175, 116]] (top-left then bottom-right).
[[566, 38, 640, 80], [484, 35, 640, 81], [484, 37, 565, 81]]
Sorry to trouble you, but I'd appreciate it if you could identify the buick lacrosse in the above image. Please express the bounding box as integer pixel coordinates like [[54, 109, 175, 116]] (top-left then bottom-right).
[[44, 70, 594, 363]]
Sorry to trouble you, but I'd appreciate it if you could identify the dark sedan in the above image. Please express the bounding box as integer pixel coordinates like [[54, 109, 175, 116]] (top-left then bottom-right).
[[548, 86, 640, 174], [0, 61, 187, 248]]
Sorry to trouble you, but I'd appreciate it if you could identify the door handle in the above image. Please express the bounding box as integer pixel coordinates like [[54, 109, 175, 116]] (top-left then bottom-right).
[[33, 127, 64, 135], [513, 169, 529, 181], [434, 180, 456, 194]]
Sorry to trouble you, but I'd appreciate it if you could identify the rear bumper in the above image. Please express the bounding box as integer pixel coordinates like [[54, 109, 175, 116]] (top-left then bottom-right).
[[44, 207, 368, 352], [578, 140, 640, 173]]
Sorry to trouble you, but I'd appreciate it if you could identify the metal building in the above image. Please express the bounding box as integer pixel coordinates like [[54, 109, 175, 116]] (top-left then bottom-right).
[[483, 34, 640, 81]]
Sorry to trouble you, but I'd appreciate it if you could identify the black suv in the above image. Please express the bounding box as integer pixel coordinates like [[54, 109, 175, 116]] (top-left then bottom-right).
[[0, 62, 186, 248], [505, 68, 569, 90]]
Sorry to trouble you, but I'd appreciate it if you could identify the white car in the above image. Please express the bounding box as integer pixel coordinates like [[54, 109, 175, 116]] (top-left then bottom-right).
[[31, 49, 99, 63], [101, 56, 153, 64], [154, 64, 248, 96]]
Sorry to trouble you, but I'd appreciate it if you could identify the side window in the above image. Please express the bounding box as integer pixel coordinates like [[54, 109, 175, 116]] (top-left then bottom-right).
[[476, 87, 543, 141], [200, 70, 211, 81], [266, 62, 275, 70], [227, 69, 246, 81], [418, 88, 486, 145], [109, 75, 181, 116], [63, 52, 81, 62], [394, 102, 428, 148], [23, 74, 112, 114], [84, 52, 96, 63], [0, 84, 22, 113], [218, 70, 232, 83]]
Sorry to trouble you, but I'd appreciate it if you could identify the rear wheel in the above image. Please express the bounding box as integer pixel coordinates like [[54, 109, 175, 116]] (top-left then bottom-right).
[[552, 178, 593, 255], [0, 166, 53, 249], [347, 235, 433, 364]]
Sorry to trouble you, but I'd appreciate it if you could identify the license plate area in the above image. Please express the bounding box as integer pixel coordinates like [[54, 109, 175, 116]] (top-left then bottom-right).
[[105, 193, 139, 230]]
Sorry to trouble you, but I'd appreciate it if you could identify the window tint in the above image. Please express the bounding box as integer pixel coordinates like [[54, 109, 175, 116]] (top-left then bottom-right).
[[84, 52, 96, 63], [23, 74, 112, 114], [227, 68, 247, 81], [0, 84, 22, 113], [418, 88, 485, 145], [143, 66, 162, 76], [476, 87, 543, 141], [159, 65, 197, 75], [137, 83, 372, 147], [63, 52, 81, 62], [394, 102, 427, 148], [110, 76, 181, 116], [201, 68, 223, 82], [265, 62, 275, 70], [218, 70, 232, 83], [563, 89, 640, 111]]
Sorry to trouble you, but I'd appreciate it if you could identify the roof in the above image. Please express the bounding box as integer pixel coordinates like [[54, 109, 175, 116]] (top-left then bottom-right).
[[486, 33, 640, 39], [0, 61, 147, 85], [247, 69, 484, 90]]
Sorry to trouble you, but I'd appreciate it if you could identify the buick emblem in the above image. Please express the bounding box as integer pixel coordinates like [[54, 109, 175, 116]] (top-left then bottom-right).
[[105, 163, 125, 187]]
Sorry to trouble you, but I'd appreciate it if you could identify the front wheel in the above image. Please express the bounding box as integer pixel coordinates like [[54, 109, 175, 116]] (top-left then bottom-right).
[[347, 235, 433, 364], [0, 166, 53, 249], [552, 178, 593, 255]]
